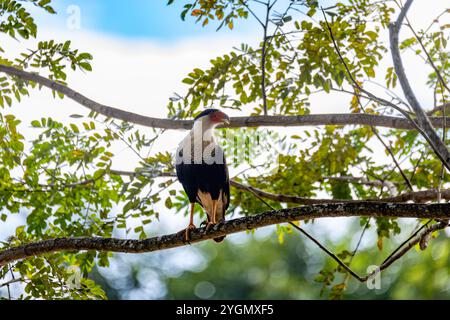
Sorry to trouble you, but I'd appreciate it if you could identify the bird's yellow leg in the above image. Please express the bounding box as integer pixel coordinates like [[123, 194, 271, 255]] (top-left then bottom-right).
[[206, 200, 218, 230], [184, 203, 196, 241], [212, 200, 218, 224]]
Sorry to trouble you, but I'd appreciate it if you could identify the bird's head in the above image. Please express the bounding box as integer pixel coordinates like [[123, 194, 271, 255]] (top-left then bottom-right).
[[193, 109, 230, 128]]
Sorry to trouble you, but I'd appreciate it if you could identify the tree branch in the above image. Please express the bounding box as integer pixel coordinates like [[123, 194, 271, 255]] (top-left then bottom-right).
[[231, 180, 449, 204], [323, 175, 399, 188], [109, 170, 448, 204], [1, 64, 450, 131], [427, 103, 450, 116], [389, 0, 450, 169], [0, 64, 190, 129], [0, 203, 448, 268]]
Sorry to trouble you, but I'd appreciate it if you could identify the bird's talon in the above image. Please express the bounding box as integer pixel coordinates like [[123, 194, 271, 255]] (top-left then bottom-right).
[[184, 224, 196, 242], [205, 222, 216, 231]]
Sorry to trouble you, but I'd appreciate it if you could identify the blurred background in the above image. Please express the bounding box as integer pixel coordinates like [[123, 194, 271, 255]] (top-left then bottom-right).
[[92, 219, 450, 299]]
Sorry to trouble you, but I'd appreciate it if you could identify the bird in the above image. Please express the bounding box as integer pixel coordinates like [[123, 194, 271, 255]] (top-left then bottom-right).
[[175, 109, 230, 243]]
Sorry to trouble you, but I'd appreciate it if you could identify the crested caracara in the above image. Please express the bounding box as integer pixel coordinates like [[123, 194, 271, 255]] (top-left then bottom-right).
[[175, 109, 230, 242]]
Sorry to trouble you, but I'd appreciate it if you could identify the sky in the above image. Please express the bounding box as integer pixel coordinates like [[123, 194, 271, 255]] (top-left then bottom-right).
[[30, 0, 258, 40], [1, 0, 449, 299]]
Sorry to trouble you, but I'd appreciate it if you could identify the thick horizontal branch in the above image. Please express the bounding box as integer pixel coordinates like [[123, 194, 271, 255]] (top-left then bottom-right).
[[1, 64, 449, 131], [0, 202, 449, 267]]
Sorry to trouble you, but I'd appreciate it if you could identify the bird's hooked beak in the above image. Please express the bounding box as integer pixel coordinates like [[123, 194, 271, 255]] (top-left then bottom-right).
[[222, 113, 230, 126]]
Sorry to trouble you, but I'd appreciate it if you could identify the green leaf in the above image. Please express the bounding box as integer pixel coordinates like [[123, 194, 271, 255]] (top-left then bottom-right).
[[38, 0, 51, 6], [70, 123, 80, 133], [31, 120, 41, 127], [165, 197, 173, 209], [78, 53, 93, 61], [182, 77, 195, 85], [79, 62, 92, 71]]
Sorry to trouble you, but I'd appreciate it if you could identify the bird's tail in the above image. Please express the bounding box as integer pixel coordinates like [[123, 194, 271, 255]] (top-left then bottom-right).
[[213, 216, 226, 243], [213, 235, 226, 243]]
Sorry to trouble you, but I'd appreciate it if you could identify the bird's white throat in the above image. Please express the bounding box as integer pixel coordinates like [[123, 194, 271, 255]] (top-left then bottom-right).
[[180, 117, 218, 148], [192, 117, 219, 142], [177, 117, 223, 165]]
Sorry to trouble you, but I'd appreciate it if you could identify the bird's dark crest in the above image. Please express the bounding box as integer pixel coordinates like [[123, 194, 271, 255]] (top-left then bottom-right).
[[194, 108, 220, 121]]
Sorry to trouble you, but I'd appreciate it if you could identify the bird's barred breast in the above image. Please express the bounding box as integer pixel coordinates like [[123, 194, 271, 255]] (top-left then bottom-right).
[[176, 135, 225, 165]]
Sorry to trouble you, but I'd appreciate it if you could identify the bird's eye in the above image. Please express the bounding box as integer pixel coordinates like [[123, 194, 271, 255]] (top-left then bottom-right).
[[211, 113, 220, 122], [178, 150, 183, 157]]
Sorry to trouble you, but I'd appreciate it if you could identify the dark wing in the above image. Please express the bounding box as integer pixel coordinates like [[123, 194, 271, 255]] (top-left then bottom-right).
[[222, 151, 230, 213], [176, 143, 230, 218], [175, 147, 199, 203]]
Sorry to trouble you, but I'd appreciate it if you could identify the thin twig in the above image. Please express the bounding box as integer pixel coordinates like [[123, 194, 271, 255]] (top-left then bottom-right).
[[368, 220, 449, 280], [240, 0, 265, 27], [343, 219, 371, 286], [237, 180, 366, 281], [381, 220, 430, 266], [261, 1, 270, 115], [408, 150, 425, 183], [404, 14, 450, 95], [356, 94, 414, 191]]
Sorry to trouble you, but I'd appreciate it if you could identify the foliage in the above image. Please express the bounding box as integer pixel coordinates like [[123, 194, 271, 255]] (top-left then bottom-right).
[[0, 0, 449, 299]]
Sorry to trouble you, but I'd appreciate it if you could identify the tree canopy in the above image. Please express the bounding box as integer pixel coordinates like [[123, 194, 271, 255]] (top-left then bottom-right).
[[0, 0, 449, 299]]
